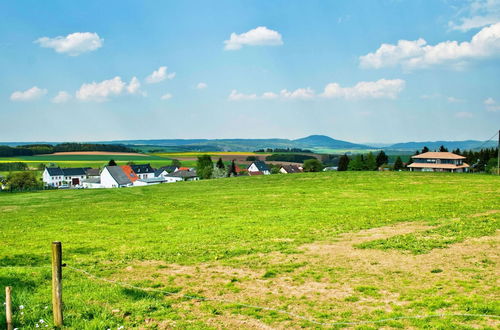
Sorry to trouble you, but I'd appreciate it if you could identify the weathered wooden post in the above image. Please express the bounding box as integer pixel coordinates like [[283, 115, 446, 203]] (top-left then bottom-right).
[[51, 241, 63, 327], [5, 286, 13, 330]]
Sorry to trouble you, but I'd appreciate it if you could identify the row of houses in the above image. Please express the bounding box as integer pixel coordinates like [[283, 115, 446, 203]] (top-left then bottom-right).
[[42, 161, 304, 189], [43, 164, 199, 189]]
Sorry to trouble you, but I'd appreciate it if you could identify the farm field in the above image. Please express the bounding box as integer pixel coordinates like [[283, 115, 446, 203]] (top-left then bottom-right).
[[0, 172, 499, 329]]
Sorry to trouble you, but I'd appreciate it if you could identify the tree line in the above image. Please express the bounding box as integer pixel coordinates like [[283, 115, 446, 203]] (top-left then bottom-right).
[[0, 143, 137, 157]]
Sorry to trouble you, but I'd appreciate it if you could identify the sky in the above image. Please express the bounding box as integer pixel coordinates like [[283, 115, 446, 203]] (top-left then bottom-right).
[[0, 0, 499, 143]]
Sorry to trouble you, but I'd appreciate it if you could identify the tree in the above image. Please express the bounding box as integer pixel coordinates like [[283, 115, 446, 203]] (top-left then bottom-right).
[[7, 172, 41, 191], [338, 154, 350, 171], [212, 166, 226, 178], [375, 151, 389, 168], [216, 158, 225, 169], [196, 155, 213, 179], [439, 145, 448, 152], [126, 161, 136, 165], [227, 160, 238, 177], [421, 146, 429, 153], [246, 156, 257, 161], [270, 164, 281, 174], [108, 159, 117, 166], [171, 159, 182, 168], [393, 156, 404, 171], [37, 163, 46, 171], [303, 159, 323, 172], [348, 155, 365, 171], [365, 152, 377, 171]]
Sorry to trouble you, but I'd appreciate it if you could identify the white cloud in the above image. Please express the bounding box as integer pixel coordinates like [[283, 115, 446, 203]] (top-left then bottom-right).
[[229, 79, 404, 102], [196, 82, 208, 89], [359, 23, 500, 70], [449, 0, 500, 31], [52, 91, 71, 103], [10, 86, 47, 101], [484, 97, 500, 111], [455, 111, 474, 118], [228, 90, 258, 101], [224, 26, 283, 50], [127, 77, 141, 94], [75, 76, 140, 102], [145, 66, 175, 84], [35, 32, 103, 56], [280, 88, 315, 100], [160, 93, 173, 100], [321, 79, 405, 100]]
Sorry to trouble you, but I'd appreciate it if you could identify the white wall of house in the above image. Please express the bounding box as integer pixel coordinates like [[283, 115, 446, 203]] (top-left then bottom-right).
[[279, 167, 288, 174], [136, 173, 155, 180], [82, 181, 103, 189], [248, 163, 270, 175], [100, 167, 120, 188]]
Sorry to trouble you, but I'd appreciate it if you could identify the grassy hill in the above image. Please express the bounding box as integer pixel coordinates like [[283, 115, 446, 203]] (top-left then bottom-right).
[[1, 172, 499, 328]]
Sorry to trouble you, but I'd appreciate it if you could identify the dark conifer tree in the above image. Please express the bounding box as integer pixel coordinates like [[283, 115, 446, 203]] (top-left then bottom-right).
[[394, 157, 404, 171], [338, 154, 350, 171], [376, 150, 389, 167], [108, 159, 117, 166], [216, 157, 225, 169]]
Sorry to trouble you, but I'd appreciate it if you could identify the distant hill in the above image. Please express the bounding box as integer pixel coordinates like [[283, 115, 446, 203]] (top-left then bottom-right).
[[386, 140, 497, 151], [293, 135, 372, 149]]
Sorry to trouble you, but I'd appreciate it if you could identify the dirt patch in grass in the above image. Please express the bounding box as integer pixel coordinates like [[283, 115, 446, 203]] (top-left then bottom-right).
[[107, 223, 499, 328], [471, 209, 499, 217]]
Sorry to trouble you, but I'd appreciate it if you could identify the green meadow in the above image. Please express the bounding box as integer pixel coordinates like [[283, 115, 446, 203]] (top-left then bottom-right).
[[0, 172, 499, 329]]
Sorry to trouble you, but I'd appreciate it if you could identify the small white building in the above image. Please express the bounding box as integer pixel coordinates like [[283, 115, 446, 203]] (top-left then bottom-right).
[[154, 166, 178, 178], [279, 165, 303, 174], [100, 166, 133, 188], [247, 161, 271, 175], [130, 164, 156, 180], [43, 167, 88, 187]]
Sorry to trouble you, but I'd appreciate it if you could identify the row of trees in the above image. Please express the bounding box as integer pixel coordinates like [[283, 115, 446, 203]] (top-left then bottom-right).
[[0, 143, 136, 157], [336, 151, 404, 171], [253, 148, 312, 153]]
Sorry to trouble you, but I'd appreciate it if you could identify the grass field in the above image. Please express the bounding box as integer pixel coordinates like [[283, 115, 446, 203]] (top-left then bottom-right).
[[0, 172, 499, 329]]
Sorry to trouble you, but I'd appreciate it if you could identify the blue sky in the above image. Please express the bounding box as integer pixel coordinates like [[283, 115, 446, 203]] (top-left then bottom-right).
[[1, 0, 499, 143]]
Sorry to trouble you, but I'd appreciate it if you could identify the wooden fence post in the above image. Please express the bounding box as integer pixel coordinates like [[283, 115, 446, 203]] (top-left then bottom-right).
[[5, 286, 13, 330], [51, 241, 63, 327]]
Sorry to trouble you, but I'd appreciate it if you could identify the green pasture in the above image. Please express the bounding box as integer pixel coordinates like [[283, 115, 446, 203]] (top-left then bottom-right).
[[0, 172, 499, 328]]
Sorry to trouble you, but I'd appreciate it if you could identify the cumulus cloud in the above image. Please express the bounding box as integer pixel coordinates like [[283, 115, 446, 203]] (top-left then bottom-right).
[[196, 82, 208, 89], [160, 93, 173, 100], [10, 86, 47, 101], [75, 76, 140, 102], [447, 96, 465, 103], [484, 97, 500, 111], [229, 79, 404, 101], [145, 66, 175, 84], [228, 90, 258, 101], [449, 0, 500, 31], [224, 26, 283, 50], [321, 79, 405, 100], [35, 32, 103, 56], [52, 91, 71, 103], [359, 23, 500, 70]]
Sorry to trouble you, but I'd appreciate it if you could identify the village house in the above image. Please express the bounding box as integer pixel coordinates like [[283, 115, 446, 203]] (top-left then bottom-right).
[[130, 164, 155, 179], [166, 170, 199, 181], [100, 166, 133, 188], [154, 166, 178, 178], [247, 161, 271, 175], [407, 152, 470, 172], [43, 167, 88, 187], [279, 165, 303, 174]]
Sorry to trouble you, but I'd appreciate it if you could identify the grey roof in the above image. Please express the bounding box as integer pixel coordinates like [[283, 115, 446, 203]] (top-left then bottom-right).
[[166, 170, 198, 179], [105, 166, 132, 185], [130, 164, 155, 174], [46, 167, 64, 176], [82, 177, 101, 184], [61, 168, 87, 176], [85, 168, 100, 176], [281, 165, 302, 173], [250, 161, 270, 172], [154, 166, 178, 177]]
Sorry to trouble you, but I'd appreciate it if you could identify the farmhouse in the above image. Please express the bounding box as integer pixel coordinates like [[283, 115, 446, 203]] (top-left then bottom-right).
[[120, 165, 139, 183], [407, 152, 470, 172], [248, 161, 270, 175], [43, 167, 88, 187], [100, 166, 133, 188], [130, 164, 155, 179], [279, 165, 303, 174], [166, 170, 199, 181], [154, 166, 178, 178]]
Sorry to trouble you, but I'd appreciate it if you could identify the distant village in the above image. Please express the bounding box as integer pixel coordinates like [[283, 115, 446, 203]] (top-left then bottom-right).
[[41, 161, 304, 189]]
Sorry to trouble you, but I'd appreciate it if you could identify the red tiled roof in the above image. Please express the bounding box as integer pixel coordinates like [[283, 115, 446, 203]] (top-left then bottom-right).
[[120, 165, 139, 182], [412, 152, 465, 160], [178, 167, 191, 171]]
